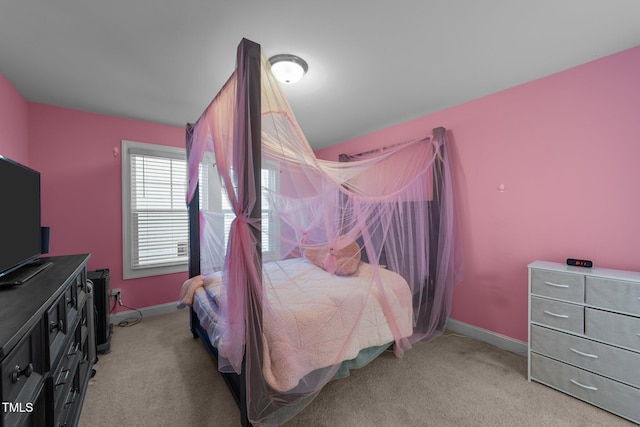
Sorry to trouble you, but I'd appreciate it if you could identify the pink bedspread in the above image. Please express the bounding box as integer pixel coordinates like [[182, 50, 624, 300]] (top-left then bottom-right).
[[193, 258, 413, 391]]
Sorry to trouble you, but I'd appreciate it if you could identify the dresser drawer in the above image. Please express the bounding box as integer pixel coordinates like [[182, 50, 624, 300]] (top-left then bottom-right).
[[586, 277, 640, 316], [2, 381, 46, 427], [531, 296, 584, 334], [64, 279, 79, 329], [531, 324, 640, 388], [51, 339, 81, 410], [46, 294, 69, 369], [51, 318, 83, 424], [52, 353, 81, 425], [55, 366, 81, 427], [585, 308, 640, 352], [77, 338, 92, 390], [0, 320, 44, 407], [531, 353, 640, 423], [75, 269, 87, 308], [531, 269, 584, 303]]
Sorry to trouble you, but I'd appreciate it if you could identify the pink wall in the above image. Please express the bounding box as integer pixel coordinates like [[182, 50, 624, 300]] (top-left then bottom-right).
[[317, 46, 640, 342], [28, 103, 187, 312], [0, 73, 29, 164]]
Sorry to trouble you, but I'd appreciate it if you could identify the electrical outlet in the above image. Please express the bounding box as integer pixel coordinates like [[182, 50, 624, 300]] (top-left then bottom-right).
[[111, 288, 121, 300]]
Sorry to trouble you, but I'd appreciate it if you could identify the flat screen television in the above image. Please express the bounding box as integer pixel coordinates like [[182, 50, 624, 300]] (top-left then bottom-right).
[[0, 156, 42, 279]]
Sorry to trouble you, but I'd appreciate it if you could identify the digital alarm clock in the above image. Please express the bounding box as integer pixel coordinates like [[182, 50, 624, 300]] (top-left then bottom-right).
[[567, 258, 593, 268]]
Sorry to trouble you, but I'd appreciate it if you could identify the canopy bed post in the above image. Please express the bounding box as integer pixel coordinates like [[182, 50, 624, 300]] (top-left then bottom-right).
[[185, 38, 262, 427], [426, 126, 447, 330], [338, 127, 450, 333], [186, 122, 201, 339], [237, 37, 262, 427], [430, 127, 446, 208], [240, 38, 263, 323], [186, 122, 199, 277]]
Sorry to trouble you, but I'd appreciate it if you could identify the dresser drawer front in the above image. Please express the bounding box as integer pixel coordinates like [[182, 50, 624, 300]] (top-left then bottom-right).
[[76, 269, 87, 306], [531, 353, 640, 423], [2, 381, 46, 427], [531, 296, 584, 334], [0, 321, 44, 405], [46, 295, 68, 368], [52, 352, 81, 423], [51, 339, 81, 409], [531, 269, 584, 302], [531, 325, 640, 388], [64, 280, 78, 328], [586, 277, 640, 316], [58, 367, 82, 427], [585, 308, 640, 352]]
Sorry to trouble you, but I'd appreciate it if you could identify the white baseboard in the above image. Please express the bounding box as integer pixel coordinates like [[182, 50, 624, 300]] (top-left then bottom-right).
[[445, 318, 528, 357], [110, 301, 181, 325]]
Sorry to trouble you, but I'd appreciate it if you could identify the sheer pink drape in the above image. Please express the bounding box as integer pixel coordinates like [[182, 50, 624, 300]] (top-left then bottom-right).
[[187, 40, 462, 426]]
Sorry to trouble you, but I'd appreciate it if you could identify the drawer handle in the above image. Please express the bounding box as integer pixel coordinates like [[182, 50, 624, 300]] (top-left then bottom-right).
[[67, 342, 80, 359], [11, 363, 33, 383], [543, 310, 569, 319], [65, 388, 78, 407], [569, 378, 598, 391], [50, 319, 64, 333], [544, 281, 569, 288], [55, 368, 70, 387], [569, 348, 598, 359]]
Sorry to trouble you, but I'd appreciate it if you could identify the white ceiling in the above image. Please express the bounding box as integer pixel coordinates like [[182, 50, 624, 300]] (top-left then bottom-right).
[[2, 1, 640, 150]]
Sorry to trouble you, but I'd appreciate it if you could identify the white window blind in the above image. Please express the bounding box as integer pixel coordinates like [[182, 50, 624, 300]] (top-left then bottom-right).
[[131, 154, 188, 267], [122, 140, 191, 279]]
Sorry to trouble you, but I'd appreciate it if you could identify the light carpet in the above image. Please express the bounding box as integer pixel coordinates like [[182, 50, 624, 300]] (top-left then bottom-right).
[[79, 310, 635, 426]]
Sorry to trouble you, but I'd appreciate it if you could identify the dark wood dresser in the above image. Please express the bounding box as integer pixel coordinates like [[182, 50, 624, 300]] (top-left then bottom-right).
[[1, 254, 95, 427]]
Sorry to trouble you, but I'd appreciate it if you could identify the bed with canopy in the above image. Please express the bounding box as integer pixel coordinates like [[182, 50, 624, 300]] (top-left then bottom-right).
[[179, 38, 462, 426]]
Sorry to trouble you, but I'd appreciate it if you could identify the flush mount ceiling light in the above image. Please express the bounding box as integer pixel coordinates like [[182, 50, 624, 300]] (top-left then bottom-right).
[[268, 54, 309, 84]]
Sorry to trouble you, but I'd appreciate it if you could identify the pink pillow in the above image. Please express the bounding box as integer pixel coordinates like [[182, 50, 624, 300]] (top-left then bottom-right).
[[304, 240, 361, 276]]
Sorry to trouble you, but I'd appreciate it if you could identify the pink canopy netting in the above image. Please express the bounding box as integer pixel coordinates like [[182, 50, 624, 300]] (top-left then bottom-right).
[[185, 40, 462, 426]]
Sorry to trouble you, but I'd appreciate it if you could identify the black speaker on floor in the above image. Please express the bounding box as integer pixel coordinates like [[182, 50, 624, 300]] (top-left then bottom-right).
[[88, 269, 112, 354]]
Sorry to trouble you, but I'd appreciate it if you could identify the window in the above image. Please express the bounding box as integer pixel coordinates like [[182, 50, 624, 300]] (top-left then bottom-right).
[[261, 167, 279, 256], [219, 166, 278, 258], [122, 140, 190, 279], [122, 140, 278, 278]]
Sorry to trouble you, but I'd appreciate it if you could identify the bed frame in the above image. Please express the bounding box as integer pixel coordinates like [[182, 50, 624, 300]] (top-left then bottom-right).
[[186, 38, 449, 427]]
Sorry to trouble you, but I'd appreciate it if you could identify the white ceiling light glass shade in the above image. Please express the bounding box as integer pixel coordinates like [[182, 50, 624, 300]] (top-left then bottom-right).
[[268, 54, 309, 84]]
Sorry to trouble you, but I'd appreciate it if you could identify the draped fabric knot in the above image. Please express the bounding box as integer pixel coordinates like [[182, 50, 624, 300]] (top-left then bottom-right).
[[220, 209, 261, 374], [230, 211, 261, 234]]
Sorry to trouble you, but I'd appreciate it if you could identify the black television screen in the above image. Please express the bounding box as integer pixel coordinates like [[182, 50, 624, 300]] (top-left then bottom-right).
[[0, 156, 42, 278]]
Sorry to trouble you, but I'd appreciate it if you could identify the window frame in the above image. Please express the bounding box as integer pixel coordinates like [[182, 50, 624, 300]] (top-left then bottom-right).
[[121, 140, 189, 279]]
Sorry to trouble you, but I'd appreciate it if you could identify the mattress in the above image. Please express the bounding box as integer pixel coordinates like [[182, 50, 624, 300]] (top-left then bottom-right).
[[193, 257, 413, 391]]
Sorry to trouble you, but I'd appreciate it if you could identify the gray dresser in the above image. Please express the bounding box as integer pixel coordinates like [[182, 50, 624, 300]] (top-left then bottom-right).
[[528, 260, 640, 424]]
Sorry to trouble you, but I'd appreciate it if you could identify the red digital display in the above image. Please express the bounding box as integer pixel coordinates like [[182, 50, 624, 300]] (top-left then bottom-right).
[[567, 258, 592, 268]]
